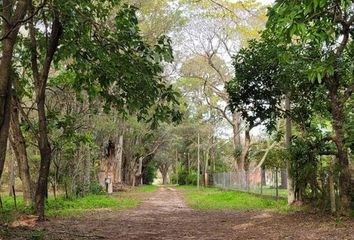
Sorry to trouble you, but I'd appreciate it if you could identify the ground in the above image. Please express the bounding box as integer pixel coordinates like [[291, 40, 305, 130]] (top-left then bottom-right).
[[4, 187, 354, 239]]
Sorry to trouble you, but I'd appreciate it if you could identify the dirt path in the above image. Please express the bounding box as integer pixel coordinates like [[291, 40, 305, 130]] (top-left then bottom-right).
[[40, 187, 354, 240]]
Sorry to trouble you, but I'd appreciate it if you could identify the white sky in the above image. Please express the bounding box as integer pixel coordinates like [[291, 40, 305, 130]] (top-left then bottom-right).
[[228, 0, 274, 5]]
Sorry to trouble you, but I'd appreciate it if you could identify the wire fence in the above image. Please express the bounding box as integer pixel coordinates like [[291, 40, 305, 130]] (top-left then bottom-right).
[[212, 169, 288, 198]]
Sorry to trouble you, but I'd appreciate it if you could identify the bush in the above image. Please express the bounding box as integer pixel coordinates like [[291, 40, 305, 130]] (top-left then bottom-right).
[[89, 181, 105, 195], [143, 161, 157, 185], [172, 168, 198, 185]]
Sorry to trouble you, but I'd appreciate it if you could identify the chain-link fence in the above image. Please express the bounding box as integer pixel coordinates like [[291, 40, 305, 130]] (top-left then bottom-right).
[[212, 169, 288, 198]]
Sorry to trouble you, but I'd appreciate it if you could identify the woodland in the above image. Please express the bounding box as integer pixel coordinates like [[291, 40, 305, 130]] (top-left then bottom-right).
[[0, 0, 353, 231]]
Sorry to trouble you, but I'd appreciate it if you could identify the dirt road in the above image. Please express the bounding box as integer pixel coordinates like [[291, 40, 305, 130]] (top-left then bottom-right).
[[40, 187, 353, 240]]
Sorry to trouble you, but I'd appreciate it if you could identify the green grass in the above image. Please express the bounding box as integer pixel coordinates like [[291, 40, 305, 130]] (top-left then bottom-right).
[[178, 185, 288, 211], [0, 192, 139, 223], [46, 194, 138, 217], [248, 187, 288, 198], [175, 185, 221, 192]]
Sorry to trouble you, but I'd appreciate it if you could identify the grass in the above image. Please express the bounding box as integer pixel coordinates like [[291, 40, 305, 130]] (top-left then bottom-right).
[[45, 194, 138, 217], [175, 185, 220, 192], [0, 186, 156, 223], [178, 185, 290, 211]]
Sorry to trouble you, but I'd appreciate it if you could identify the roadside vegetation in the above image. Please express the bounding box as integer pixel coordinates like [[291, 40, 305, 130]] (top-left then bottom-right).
[[0, 185, 156, 224], [0, 0, 353, 226], [178, 186, 290, 211]]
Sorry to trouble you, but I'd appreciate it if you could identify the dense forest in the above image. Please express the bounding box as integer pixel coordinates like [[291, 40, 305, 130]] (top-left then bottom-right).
[[0, 0, 353, 224]]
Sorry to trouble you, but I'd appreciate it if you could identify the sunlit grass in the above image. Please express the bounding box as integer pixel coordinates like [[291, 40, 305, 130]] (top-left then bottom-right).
[[0, 188, 143, 222], [178, 185, 290, 211], [46, 194, 138, 217], [175, 185, 221, 192]]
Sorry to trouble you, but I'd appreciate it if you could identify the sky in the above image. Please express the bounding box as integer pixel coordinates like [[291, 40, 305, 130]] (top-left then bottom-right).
[[228, 0, 274, 5]]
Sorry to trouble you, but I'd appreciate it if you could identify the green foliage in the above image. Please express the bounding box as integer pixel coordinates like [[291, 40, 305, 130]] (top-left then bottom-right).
[[288, 137, 319, 195], [143, 161, 158, 185], [174, 168, 198, 185], [89, 181, 106, 195], [226, 0, 354, 210], [55, 2, 181, 126], [226, 39, 283, 129]]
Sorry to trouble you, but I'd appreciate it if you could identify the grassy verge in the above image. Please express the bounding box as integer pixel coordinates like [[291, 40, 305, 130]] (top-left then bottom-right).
[[46, 194, 138, 217], [175, 185, 220, 192], [0, 186, 157, 223], [178, 185, 291, 211]]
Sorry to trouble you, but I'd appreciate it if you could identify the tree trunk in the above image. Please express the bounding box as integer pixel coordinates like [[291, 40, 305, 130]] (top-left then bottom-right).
[[239, 127, 251, 171], [204, 149, 208, 187], [280, 169, 287, 189], [162, 171, 168, 185], [8, 145, 15, 196], [329, 158, 336, 214], [261, 166, 266, 186], [136, 157, 143, 186], [9, 96, 33, 206], [0, 0, 29, 181], [83, 147, 91, 194], [34, 96, 52, 220], [285, 95, 295, 205], [115, 135, 123, 183], [232, 112, 242, 170], [30, 9, 63, 220], [329, 85, 351, 211]]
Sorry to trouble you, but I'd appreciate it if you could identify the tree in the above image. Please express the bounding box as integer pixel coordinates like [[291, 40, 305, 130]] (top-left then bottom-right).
[[266, 0, 354, 211], [0, 0, 29, 182], [9, 0, 180, 220], [227, 1, 354, 212], [175, 0, 268, 171]]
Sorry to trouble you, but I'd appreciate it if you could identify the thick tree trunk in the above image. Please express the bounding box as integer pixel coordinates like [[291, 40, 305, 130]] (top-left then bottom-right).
[[0, 0, 28, 181], [136, 157, 143, 186], [0, 82, 12, 181], [9, 97, 33, 206], [239, 128, 251, 171], [280, 169, 287, 188], [162, 171, 168, 185], [329, 86, 351, 211], [159, 163, 169, 185], [34, 97, 52, 220], [232, 112, 242, 170], [285, 95, 295, 205]]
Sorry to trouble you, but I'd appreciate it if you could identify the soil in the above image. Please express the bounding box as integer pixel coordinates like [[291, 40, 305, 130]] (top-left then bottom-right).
[[9, 187, 354, 239]]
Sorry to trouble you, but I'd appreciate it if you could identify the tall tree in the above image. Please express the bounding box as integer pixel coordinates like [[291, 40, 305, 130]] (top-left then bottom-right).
[[0, 0, 29, 181], [266, 0, 354, 211]]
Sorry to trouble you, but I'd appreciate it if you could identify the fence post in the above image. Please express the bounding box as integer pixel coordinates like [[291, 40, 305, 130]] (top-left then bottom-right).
[[247, 171, 250, 192], [261, 169, 263, 195], [275, 167, 279, 199]]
